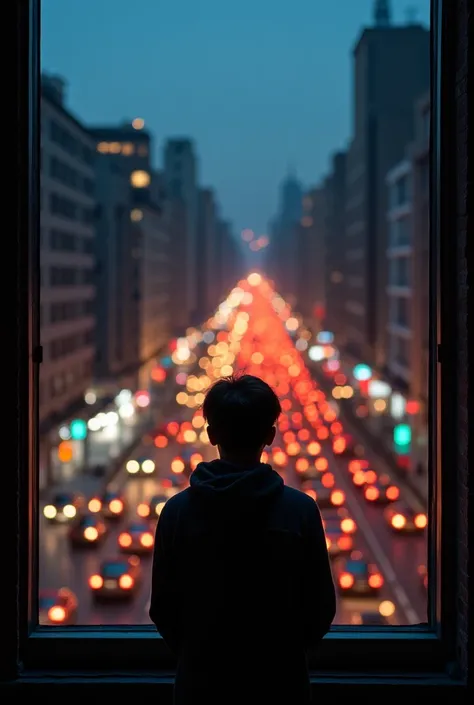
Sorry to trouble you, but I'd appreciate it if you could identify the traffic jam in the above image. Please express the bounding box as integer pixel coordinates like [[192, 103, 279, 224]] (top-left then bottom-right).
[[39, 273, 428, 627]]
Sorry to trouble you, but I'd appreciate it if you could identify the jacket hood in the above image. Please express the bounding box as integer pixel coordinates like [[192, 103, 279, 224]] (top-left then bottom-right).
[[189, 459, 284, 518]]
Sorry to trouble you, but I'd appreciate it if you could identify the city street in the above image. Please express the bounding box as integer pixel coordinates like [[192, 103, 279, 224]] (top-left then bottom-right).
[[39, 276, 428, 628]]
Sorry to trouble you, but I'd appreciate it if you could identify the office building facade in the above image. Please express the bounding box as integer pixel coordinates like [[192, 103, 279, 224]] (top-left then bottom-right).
[[344, 9, 430, 368], [39, 75, 97, 485], [90, 121, 170, 389]]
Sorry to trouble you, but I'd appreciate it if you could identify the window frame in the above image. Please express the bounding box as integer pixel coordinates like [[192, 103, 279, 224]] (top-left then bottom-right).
[[7, 0, 463, 682]]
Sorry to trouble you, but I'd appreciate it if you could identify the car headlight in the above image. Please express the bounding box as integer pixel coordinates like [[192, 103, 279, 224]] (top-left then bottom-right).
[[63, 504, 76, 518], [141, 460, 155, 474], [43, 505, 57, 519]]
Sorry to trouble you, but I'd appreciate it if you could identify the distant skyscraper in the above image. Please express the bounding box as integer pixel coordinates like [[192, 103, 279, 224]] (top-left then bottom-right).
[[374, 0, 392, 26], [324, 151, 348, 342], [197, 188, 219, 320], [163, 139, 199, 327], [267, 169, 303, 299], [296, 186, 327, 324]]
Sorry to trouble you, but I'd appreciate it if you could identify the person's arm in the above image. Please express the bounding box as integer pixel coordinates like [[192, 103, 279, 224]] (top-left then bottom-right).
[[149, 501, 182, 654], [302, 499, 337, 649]]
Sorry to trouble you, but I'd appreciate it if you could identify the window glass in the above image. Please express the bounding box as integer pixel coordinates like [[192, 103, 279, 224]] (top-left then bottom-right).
[[39, 0, 431, 628]]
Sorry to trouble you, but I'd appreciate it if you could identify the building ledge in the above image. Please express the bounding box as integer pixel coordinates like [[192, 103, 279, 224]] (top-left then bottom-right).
[[1, 670, 466, 701]]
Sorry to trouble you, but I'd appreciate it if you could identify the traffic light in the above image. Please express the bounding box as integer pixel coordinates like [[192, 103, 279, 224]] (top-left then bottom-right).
[[70, 419, 87, 440], [393, 424, 411, 454]]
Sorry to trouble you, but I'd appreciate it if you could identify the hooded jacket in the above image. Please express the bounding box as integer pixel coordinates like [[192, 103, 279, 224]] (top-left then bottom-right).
[[150, 459, 336, 705]]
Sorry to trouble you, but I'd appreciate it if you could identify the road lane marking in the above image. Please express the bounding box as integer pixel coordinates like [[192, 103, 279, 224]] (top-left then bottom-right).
[[332, 458, 421, 625]]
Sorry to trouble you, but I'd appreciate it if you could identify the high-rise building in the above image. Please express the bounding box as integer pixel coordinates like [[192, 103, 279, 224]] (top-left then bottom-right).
[[163, 139, 199, 326], [386, 158, 412, 391], [134, 198, 170, 389], [90, 121, 170, 389], [410, 92, 430, 477], [93, 154, 141, 392], [323, 151, 348, 342], [197, 188, 219, 320], [344, 2, 430, 368], [384, 91, 430, 483], [296, 186, 326, 325], [268, 169, 303, 301], [218, 221, 243, 302], [39, 74, 97, 483]]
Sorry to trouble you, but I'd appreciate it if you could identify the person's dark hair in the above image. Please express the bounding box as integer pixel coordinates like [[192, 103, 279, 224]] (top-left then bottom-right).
[[203, 374, 281, 452]]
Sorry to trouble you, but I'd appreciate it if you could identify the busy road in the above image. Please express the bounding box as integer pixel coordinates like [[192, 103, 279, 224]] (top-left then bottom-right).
[[39, 273, 428, 628]]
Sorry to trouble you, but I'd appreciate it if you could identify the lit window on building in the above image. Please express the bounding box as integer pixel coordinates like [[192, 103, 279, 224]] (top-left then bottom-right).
[[138, 144, 148, 157], [109, 142, 121, 154], [121, 142, 134, 155], [97, 142, 109, 153], [130, 170, 150, 188]]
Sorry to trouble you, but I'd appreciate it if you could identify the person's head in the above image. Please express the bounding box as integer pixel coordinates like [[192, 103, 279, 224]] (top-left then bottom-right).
[[203, 374, 281, 463]]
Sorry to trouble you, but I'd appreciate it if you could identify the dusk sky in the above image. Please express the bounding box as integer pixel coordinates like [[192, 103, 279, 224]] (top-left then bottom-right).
[[42, 0, 430, 236]]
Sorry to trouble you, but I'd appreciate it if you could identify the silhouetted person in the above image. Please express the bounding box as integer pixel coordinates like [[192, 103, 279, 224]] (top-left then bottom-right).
[[150, 374, 336, 705]]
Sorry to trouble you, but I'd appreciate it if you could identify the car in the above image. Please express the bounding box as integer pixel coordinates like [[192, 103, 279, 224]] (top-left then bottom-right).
[[137, 493, 168, 519], [69, 513, 107, 547], [294, 458, 320, 481], [42, 492, 85, 523], [125, 457, 156, 476], [363, 475, 400, 504], [89, 556, 141, 600], [118, 521, 154, 554], [322, 506, 357, 535], [384, 502, 428, 533], [332, 434, 363, 458], [39, 588, 78, 625], [301, 480, 346, 509], [88, 489, 126, 519], [334, 554, 384, 597], [323, 517, 354, 558]]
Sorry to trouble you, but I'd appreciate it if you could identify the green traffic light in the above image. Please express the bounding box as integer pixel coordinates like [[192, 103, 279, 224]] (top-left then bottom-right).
[[393, 423, 411, 446], [70, 419, 87, 440]]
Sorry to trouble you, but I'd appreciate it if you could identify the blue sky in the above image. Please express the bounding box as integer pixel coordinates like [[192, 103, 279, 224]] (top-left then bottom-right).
[[42, 0, 430, 235]]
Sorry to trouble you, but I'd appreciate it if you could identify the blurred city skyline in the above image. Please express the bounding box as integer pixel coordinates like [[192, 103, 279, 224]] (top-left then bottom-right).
[[41, 0, 430, 235]]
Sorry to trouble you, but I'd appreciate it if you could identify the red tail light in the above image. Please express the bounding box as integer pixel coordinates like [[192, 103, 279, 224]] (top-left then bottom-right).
[[339, 572, 354, 589], [48, 606, 66, 622], [414, 513, 427, 529], [119, 532, 132, 547], [337, 536, 353, 551], [368, 573, 384, 589], [365, 486, 379, 501], [89, 574, 103, 589], [119, 574, 134, 589], [140, 532, 154, 548]]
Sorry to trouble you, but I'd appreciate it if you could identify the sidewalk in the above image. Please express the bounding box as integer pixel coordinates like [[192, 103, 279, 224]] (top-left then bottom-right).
[[41, 376, 179, 501]]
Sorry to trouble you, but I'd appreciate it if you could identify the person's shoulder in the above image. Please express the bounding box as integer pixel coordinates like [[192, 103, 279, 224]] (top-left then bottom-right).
[[280, 484, 317, 511], [161, 487, 192, 515], [166, 487, 190, 511]]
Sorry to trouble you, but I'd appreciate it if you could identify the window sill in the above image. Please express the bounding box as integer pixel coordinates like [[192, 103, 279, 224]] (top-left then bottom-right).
[[21, 626, 449, 674], [2, 670, 466, 702]]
